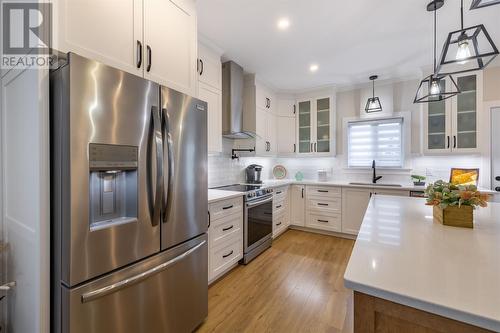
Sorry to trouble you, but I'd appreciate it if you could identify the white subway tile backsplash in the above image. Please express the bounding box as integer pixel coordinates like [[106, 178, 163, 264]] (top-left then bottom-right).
[[208, 153, 486, 188]]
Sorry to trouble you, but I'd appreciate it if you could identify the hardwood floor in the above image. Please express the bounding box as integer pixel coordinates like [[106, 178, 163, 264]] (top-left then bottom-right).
[[197, 229, 355, 333]]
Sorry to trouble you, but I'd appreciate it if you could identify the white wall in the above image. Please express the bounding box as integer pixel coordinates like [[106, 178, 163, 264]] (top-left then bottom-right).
[[209, 76, 496, 189]]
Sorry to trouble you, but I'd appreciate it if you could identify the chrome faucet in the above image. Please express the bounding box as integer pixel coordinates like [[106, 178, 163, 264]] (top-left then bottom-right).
[[372, 160, 382, 184]]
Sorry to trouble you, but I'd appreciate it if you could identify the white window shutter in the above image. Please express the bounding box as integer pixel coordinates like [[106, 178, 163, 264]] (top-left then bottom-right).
[[348, 118, 404, 168]]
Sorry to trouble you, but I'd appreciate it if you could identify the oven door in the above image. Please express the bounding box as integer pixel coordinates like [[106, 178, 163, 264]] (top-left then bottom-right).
[[244, 195, 273, 252]]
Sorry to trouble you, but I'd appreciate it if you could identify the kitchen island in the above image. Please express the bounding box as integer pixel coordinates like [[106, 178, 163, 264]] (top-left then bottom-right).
[[344, 195, 500, 332]]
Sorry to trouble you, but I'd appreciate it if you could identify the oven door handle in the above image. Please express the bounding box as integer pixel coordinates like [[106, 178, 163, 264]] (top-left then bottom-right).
[[246, 196, 273, 208]]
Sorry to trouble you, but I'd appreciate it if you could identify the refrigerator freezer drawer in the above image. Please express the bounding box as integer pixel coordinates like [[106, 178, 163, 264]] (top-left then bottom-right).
[[61, 234, 208, 333]]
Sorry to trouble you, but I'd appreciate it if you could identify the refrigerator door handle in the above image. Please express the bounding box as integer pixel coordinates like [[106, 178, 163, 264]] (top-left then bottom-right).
[[150, 106, 163, 226], [161, 108, 174, 223], [81, 239, 207, 303]]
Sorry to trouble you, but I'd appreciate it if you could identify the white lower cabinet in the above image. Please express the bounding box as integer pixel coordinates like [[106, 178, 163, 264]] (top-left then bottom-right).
[[290, 185, 306, 226], [341, 188, 372, 235], [208, 197, 243, 283], [272, 186, 290, 238], [305, 185, 342, 232]]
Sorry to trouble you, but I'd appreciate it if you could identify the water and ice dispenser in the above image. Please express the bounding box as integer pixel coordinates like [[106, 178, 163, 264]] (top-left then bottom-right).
[[89, 143, 138, 231]]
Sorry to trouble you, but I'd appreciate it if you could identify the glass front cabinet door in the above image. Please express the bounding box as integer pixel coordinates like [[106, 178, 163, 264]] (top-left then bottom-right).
[[296, 96, 335, 155], [423, 72, 481, 154]]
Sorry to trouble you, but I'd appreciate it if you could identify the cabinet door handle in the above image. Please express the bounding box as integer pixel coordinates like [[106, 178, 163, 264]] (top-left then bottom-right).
[[222, 205, 234, 210], [222, 225, 234, 232], [208, 211, 211, 228], [301, 188, 304, 198], [447, 136, 450, 149], [315, 142, 317, 152], [136, 40, 142, 68], [453, 135, 457, 149], [276, 222, 282, 226], [199, 59, 204, 75], [310, 143, 313, 152], [222, 250, 234, 258], [293, 143, 296, 153], [317, 203, 329, 206], [317, 190, 328, 193], [276, 191, 282, 194], [276, 205, 282, 209], [146, 45, 152, 72], [317, 219, 329, 223]]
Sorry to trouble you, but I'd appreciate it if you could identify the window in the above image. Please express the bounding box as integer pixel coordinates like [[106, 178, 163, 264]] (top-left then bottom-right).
[[347, 117, 404, 168]]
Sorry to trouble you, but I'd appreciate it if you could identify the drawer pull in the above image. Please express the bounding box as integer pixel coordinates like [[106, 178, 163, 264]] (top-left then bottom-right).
[[276, 222, 282, 226], [222, 250, 234, 258], [317, 219, 329, 223], [317, 203, 329, 206], [276, 191, 282, 194], [276, 205, 282, 209], [222, 225, 234, 232], [317, 190, 329, 193], [222, 205, 234, 210]]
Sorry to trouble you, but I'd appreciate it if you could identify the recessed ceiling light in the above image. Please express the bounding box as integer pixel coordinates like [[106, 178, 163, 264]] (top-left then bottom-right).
[[277, 18, 290, 30], [309, 64, 319, 72]]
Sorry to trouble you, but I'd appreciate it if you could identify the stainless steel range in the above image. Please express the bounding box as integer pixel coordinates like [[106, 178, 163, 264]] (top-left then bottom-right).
[[214, 184, 273, 264]]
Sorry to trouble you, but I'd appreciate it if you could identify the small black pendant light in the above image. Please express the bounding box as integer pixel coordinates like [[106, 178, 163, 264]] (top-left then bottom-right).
[[415, 0, 461, 104], [437, 0, 499, 75], [365, 75, 382, 113], [470, 0, 500, 9]]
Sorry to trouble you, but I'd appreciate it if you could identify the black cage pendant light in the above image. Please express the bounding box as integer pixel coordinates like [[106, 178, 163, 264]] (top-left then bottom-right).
[[437, 0, 499, 75], [470, 0, 500, 9], [414, 0, 460, 104], [365, 75, 382, 113]]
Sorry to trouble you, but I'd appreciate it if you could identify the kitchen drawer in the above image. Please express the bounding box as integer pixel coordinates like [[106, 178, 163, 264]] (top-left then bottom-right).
[[273, 186, 289, 201], [209, 197, 243, 222], [210, 236, 243, 280], [306, 212, 341, 232], [210, 212, 242, 248], [273, 211, 288, 237], [273, 197, 288, 214], [306, 186, 341, 199], [307, 197, 341, 213]]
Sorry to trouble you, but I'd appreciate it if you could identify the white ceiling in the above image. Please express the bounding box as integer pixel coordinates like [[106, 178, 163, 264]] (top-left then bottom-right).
[[197, 0, 500, 92]]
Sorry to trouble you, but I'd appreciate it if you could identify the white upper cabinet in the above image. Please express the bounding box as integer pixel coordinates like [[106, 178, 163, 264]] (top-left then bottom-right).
[[423, 71, 482, 154], [277, 98, 296, 117], [197, 42, 222, 154], [242, 75, 278, 156], [198, 82, 222, 154], [297, 96, 336, 156], [197, 43, 222, 91], [143, 0, 197, 96], [54, 0, 197, 96], [54, 0, 143, 76], [277, 116, 296, 155]]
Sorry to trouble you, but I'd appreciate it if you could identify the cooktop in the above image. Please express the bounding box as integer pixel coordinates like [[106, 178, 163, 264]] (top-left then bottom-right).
[[214, 184, 262, 192]]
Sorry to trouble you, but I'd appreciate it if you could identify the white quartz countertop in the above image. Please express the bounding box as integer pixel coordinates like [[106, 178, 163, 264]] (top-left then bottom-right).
[[255, 179, 427, 191], [344, 195, 500, 331], [255, 179, 496, 194], [208, 189, 244, 204]]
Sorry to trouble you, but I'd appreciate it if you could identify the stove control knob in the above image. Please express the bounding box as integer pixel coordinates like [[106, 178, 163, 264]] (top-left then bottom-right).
[[496, 176, 500, 182], [496, 187, 500, 192]]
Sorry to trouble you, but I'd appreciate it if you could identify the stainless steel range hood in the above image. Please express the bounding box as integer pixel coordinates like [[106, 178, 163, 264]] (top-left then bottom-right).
[[222, 61, 256, 139]]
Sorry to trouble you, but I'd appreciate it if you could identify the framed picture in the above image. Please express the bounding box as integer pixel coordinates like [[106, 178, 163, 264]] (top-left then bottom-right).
[[449, 168, 479, 186]]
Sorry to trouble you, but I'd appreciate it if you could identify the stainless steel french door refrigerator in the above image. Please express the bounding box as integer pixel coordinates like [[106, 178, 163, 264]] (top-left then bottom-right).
[[50, 53, 208, 333]]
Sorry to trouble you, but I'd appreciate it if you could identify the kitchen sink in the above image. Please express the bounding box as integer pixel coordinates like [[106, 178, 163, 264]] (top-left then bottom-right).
[[349, 182, 403, 187]]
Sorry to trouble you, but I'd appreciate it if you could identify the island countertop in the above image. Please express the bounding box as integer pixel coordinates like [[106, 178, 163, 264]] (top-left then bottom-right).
[[344, 195, 500, 332]]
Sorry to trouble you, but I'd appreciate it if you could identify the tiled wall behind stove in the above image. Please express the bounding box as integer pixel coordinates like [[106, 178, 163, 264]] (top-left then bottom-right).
[[208, 138, 487, 187]]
